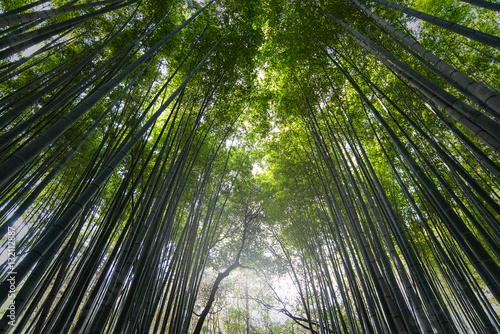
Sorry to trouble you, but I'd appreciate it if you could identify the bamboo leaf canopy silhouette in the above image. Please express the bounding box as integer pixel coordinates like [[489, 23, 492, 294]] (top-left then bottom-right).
[[0, 0, 499, 333]]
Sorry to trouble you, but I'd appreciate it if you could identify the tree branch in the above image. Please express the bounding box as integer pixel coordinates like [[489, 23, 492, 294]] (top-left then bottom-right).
[[193, 208, 257, 334], [250, 296, 319, 334]]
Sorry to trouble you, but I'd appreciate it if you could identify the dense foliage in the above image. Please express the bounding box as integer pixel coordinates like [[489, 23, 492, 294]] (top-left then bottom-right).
[[0, 0, 499, 333]]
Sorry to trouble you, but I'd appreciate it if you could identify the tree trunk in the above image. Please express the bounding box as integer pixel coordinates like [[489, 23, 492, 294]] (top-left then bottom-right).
[[369, 0, 500, 50], [0, 0, 127, 28]]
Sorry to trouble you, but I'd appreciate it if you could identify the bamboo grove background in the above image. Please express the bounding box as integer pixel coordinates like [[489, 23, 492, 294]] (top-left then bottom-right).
[[0, 0, 499, 333]]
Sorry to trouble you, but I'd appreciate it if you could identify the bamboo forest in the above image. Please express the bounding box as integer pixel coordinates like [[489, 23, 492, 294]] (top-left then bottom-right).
[[1, 0, 500, 333]]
